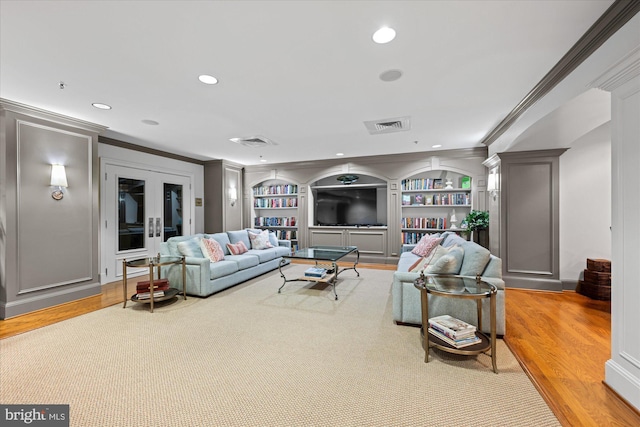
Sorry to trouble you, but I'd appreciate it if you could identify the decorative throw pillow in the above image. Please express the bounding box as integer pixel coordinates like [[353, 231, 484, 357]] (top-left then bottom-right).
[[424, 245, 465, 274], [409, 255, 432, 273], [226, 241, 248, 255], [268, 231, 279, 248], [409, 241, 448, 272], [177, 237, 204, 258], [248, 230, 273, 250], [411, 235, 443, 257], [458, 242, 491, 276], [199, 238, 225, 262]]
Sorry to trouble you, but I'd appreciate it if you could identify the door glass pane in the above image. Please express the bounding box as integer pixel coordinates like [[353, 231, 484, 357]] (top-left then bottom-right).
[[118, 178, 145, 251], [164, 183, 183, 242]]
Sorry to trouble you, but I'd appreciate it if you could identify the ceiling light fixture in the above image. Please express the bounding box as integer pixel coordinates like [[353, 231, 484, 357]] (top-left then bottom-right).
[[372, 27, 396, 44], [141, 119, 159, 126], [198, 74, 218, 85], [379, 69, 403, 82], [336, 153, 344, 156], [432, 144, 442, 148], [92, 103, 111, 110], [337, 174, 359, 185]]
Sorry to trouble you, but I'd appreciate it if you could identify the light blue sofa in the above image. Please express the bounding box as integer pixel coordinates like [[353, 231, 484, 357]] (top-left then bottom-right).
[[392, 231, 506, 336], [160, 229, 291, 297]]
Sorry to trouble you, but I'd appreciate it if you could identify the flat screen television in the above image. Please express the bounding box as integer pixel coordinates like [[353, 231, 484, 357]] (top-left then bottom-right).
[[314, 187, 380, 226]]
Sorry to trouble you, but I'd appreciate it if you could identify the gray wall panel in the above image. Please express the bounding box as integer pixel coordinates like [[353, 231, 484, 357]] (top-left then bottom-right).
[[506, 162, 553, 274], [17, 122, 93, 292], [1, 100, 103, 319], [497, 149, 565, 291]]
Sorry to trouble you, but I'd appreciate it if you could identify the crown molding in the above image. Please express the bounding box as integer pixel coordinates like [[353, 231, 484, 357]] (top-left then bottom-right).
[[590, 46, 640, 91], [99, 136, 205, 166], [493, 148, 569, 160], [243, 147, 488, 173], [481, 0, 640, 147], [0, 98, 108, 134], [482, 154, 501, 169]]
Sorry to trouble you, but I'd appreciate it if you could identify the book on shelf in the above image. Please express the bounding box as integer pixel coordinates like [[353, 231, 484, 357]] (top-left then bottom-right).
[[304, 267, 327, 278], [428, 314, 476, 340], [461, 176, 471, 189], [136, 290, 166, 299], [402, 194, 411, 206], [428, 328, 481, 348]]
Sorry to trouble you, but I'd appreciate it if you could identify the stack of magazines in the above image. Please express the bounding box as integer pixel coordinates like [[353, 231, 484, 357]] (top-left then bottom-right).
[[428, 314, 481, 348], [304, 267, 327, 279]]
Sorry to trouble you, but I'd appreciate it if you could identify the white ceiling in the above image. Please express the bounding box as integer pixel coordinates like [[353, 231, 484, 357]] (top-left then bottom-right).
[[0, 0, 614, 165]]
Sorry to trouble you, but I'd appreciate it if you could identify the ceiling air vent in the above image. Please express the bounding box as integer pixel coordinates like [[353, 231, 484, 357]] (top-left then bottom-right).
[[229, 135, 278, 148], [364, 116, 411, 135]]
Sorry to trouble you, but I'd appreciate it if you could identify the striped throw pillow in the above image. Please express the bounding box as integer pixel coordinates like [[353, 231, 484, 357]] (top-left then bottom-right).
[[226, 241, 248, 255]]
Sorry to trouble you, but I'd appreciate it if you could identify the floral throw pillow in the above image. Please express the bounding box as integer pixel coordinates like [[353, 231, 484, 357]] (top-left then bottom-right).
[[411, 235, 443, 257], [248, 230, 274, 250], [226, 241, 248, 255], [200, 238, 225, 262]]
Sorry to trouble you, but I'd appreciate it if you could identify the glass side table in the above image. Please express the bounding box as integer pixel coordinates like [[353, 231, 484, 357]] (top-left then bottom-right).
[[414, 273, 498, 373], [122, 255, 186, 313]]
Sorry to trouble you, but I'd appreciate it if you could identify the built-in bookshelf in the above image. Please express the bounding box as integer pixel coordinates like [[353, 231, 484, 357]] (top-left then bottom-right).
[[252, 182, 299, 251], [400, 173, 471, 244]]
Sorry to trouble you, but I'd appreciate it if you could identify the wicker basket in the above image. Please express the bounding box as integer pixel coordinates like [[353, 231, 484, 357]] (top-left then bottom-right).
[[578, 280, 611, 301], [583, 269, 611, 286], [587, 258, 611, 273]]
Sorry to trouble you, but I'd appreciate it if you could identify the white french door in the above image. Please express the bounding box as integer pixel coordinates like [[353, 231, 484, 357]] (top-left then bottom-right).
[[101, 163, 192, 284]]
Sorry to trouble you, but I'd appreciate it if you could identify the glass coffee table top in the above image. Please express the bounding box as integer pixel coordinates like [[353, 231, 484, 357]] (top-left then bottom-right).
[[414, 274, 494, 296], [285, 246, 358, 262], [279, 246, 359, 300], [125, 256, 182, 267]]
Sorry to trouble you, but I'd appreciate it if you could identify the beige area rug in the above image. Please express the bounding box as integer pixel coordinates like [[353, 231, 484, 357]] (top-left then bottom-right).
[[0, 265, 559, 427]]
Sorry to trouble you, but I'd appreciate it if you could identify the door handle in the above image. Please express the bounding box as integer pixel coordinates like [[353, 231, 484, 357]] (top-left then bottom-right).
[[148, 218, 154, 238], [156, 217, 162, 237]]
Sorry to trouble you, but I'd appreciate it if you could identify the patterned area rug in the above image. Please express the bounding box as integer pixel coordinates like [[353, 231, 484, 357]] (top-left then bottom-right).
[[0, 265, 559, 426]]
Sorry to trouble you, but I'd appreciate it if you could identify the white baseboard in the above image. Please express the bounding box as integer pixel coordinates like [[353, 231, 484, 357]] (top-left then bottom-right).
[[605, 359, 640, 411]]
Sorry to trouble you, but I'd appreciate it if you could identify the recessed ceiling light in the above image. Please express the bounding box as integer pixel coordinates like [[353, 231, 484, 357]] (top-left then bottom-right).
[[260, 158, 268, 163], [92, 103, 111, 110], [379, 69, 403, 82], [198, 74, 218, 85], [432, 144, 442, 148], [336, 153, 344, 156], [372, 27, 396, 44], [141, 119, 159, 126]]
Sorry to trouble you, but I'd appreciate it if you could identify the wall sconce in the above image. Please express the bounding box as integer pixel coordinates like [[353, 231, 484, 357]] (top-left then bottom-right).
[[487, 170, 498, 199], [228, 187, 237, 206], [50, 164, 68, 200]]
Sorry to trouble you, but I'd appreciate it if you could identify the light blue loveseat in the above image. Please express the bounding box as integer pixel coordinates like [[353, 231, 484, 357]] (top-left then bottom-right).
[[159, 229, 291, 297], [392, 231, 506, 336]]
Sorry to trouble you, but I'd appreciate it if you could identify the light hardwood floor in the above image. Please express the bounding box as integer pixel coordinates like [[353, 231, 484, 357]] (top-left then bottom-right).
[[1, 263, 639, 426]]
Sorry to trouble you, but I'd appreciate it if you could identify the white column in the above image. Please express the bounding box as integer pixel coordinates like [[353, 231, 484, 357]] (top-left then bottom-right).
[[593, 47, 640, 411]]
